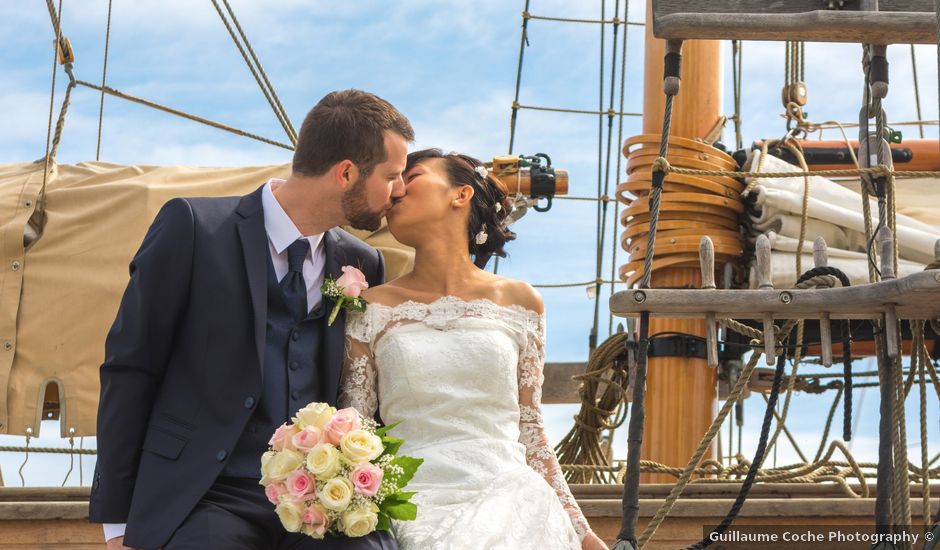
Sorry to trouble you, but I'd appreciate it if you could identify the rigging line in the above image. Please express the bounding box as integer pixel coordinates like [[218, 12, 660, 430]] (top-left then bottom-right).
[[209, 0, 296, 146], [910, 45, 926, 139], [514, 103, 641, 117], [523, 12, 643, 26], [508, 0, 532, 155], [96, 0, 113, 161], [591, 0, 608, 352], [596, 0, 624, 340], [75, 80, 294, 150], [609, 0, 630, 335], [533, 279, 625, 288], [219, 0, 296, 141], [40, 0, 65, 218], [732, 40, 743, 151]]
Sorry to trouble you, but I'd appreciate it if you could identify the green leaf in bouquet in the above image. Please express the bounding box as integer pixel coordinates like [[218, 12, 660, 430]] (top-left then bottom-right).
[[385, 491, 416, 502], [384, 500, 418, 521], [375, 421, 402, 437], [390, 456, 423, 489], [376, 511, 391, 531], [381, 436, 403, 456]]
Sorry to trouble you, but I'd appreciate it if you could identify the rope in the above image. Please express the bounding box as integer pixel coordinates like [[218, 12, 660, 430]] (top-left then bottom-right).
[[39, 0, 66, 225], [522, 12, 643, 26], [639, 94, 673, 290], [760, 392, 809, 464], [95, 0, 113, 160], [910, 45, 926, 139], [75, 80, 293, 150], [634, 320, 801, 548], [608, 0, 630, 335], [209, 0, 297, 145], [651, 156, 939, 180], [731, 40, 743, 150], [0, 445, 96, 455], [915, 322, 933, 531], [513, 102, 641, 117], [507, 0, 532, 155], [555, 331, 631, 484], [590, 0, 610, 352], [689, 352, 788, 550]]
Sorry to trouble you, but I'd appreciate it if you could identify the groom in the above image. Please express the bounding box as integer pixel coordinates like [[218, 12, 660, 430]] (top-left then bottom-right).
[[88, 89, 412, 550]]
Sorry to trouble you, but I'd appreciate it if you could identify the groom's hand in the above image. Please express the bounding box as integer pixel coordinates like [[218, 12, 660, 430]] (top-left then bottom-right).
[[105, 536, 137, 550]]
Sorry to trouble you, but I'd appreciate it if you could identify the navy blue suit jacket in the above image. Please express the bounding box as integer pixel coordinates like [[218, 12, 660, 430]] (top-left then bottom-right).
[[88, 186, 384, 548]]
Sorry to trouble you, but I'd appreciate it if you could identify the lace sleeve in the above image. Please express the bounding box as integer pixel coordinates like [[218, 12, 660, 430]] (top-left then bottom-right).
[[517, 314, 592, 541], [338, 310, 378, 418]]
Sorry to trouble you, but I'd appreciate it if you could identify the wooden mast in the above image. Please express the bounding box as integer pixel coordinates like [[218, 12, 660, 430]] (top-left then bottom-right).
[[638, 1, 721, 483]]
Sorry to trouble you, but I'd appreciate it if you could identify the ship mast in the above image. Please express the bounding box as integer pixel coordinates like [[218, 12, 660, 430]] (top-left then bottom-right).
[[637, 0, 722, 482]]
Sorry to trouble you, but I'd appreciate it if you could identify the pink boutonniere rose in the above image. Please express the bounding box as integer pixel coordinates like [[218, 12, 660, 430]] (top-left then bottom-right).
[[320, 265, 369, 326]]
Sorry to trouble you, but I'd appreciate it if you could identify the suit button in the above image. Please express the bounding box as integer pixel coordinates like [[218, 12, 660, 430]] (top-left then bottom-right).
[[291, 331, 300, 341], [291, 391, 299, 400], [216, 450, 227, 462], [244, 397, 255, 408], [289, 361, 299, 371]]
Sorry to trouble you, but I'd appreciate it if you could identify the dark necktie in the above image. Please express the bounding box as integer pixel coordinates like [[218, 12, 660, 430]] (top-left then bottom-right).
[[280, 239, 310, 322]]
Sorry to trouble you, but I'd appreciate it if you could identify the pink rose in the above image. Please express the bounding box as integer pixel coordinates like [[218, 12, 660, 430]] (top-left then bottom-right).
[[325, 407, 362, 446], [301, 504, 330, 537], [264, 481, 288, 505], [286, 469, 315, 501], [291, 426, 324, 451], [335, 266, 368, 298], [349, 462, 383, 497], [269, 422, 299, 452]]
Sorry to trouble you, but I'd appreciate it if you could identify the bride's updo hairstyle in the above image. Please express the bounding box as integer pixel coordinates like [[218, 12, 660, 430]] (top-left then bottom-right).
[[405, 149, 516, 267]]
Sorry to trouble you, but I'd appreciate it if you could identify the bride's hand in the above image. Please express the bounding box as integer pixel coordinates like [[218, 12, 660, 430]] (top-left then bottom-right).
[[581, 531, 609, 550]]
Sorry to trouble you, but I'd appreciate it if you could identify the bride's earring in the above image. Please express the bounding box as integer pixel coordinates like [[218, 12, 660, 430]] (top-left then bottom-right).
[[475, 224, 489, 245]]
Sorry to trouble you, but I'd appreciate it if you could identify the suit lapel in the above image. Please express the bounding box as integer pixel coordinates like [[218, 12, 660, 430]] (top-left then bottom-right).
[[236, 187, 268, 374], [323, 229, 349, 403]]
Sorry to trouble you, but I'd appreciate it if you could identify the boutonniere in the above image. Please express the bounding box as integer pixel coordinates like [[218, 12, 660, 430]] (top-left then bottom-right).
[[321, 265, 369, 326]]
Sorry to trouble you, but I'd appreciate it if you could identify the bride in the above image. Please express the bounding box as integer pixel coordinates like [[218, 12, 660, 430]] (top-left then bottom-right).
[[338, 149, 608, 550]]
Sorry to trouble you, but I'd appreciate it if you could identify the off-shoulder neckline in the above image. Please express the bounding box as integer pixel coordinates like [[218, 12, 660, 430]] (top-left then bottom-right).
[[364, 295, 544, 318]]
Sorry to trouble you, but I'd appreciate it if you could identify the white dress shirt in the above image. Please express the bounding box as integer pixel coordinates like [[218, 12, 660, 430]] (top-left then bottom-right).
[[103, 180, 326, 542]]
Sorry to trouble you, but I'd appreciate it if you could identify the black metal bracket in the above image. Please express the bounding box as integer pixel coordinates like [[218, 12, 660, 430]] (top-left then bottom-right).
[[647, 333, 708, 359]]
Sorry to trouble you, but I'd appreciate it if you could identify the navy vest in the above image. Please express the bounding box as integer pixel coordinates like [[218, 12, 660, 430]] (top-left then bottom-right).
[[223, 253, 326, 478]]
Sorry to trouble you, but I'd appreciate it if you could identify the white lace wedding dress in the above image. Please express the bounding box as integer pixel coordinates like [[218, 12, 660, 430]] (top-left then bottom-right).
[[338, 296, 590, 550]]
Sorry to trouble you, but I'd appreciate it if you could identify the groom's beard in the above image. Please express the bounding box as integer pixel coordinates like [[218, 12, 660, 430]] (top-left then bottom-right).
[[342, 175, 387, 232]]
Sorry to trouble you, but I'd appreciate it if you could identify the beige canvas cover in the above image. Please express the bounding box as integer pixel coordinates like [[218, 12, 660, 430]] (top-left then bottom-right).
[[0, 161, 414, 437]]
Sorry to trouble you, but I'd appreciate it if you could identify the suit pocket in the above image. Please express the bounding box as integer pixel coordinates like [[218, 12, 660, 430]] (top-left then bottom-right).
[[141, 425, 188, 460]]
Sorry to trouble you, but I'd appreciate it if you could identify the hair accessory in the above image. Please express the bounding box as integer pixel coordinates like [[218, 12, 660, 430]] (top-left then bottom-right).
[[495, 203, 502, 213], [474, 166, 488, 180], [475, 224, 489, 245]]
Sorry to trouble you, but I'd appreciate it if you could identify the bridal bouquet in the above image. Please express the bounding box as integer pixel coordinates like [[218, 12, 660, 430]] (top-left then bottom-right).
[[260, 403, 423, 538]]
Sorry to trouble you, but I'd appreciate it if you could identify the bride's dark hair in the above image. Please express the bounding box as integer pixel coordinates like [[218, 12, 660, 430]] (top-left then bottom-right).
[[405, 149, 516, 268]]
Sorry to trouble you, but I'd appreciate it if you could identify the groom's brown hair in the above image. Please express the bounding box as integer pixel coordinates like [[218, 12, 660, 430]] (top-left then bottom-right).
[[292, 89, 414, 178]]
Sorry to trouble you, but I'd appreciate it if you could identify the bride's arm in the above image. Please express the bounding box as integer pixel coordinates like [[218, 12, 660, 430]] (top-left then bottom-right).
[[517, 313, 593, 541], [337, 310, 378, 418]]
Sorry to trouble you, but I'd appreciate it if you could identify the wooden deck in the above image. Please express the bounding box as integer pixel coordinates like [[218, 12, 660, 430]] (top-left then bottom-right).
[[0, 484, 936, 549]]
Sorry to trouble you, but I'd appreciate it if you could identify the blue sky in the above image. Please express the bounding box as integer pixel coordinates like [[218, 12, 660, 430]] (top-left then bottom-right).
[[1, 1, 937, 486]]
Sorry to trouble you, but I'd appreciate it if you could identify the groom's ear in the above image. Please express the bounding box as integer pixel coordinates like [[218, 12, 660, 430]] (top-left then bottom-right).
[[333, 160, 358, 190]]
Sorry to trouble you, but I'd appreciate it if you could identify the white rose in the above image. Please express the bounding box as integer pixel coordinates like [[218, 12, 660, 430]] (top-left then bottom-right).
[[275, 500, 304, 532], [266, 450, 304, 482], [306, 443, 341, 479], [340, 503, 380, 537], [259, 450, 277, 484], [318, 477, 354, 511], [294, 402, 336, 430], [339, 429, 384, 463]]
